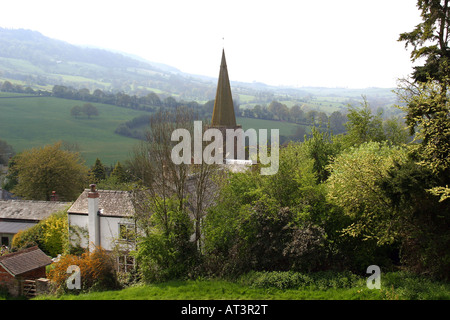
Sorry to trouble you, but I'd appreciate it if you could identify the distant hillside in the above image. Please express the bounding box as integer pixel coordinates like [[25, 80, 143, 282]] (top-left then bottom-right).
[[0, 27, 220, 100], [0, 28, 398, 111]]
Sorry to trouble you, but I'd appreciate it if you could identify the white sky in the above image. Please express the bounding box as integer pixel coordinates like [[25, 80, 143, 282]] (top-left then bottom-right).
[[0, 0, 421, 88]]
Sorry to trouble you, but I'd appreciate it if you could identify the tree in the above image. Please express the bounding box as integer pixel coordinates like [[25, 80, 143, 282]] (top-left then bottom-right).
[[329, 111, 347, 135], [379, 158, 450, 279], [82, 103, 99, 118], [202, 142, 332, 276], [90, 158, 106, 184], [326, 141, 409, 244], [1, 80, 13, 92], [398, 0, 450, 83], [130, 108, 218, 279], [343, 99, 386, 147], [70, 105, 82, 118], [303, 127, 342, 183], [10, 142, 88, 201], [110, 161, 127, 183]]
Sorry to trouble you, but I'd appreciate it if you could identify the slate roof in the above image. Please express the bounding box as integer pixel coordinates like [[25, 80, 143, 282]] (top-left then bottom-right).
[[68, 189, 134, 217], [0, 246, 52, 276], [0, 200, 71, 221]]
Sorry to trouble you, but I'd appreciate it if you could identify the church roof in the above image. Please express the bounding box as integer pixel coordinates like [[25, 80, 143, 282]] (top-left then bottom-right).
[[211, 49, 237, 127]]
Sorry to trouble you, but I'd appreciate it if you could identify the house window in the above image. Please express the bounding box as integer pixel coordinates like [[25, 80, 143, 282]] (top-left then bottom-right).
[[119, 224, 135, 242], [117, 254, 135, 273], [1, 236, 9, 247]]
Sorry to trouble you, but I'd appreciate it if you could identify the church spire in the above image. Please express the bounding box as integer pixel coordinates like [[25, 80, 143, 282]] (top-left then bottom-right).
[[211, 49, 237, 127]]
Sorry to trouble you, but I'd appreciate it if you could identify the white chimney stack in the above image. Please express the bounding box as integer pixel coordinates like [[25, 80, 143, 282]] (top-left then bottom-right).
[[88, 184, 100, 251]]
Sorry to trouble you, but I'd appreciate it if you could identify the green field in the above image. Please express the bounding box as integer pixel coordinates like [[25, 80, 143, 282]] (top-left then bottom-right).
[[0, 94, 307, 166], [0, 94, 149, 165], [236, 117, 304, 137]]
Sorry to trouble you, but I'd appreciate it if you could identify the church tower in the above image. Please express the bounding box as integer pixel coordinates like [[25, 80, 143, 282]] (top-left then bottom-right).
[[209, 49, 242, 161]]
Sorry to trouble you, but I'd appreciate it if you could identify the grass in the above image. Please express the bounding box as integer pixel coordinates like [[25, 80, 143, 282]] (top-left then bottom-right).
[[34, 279, 384, 300], [29, 271, 450, 301], [0, 95, 149, 165]]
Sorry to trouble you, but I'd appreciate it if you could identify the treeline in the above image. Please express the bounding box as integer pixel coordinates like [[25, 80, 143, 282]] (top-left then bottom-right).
[[0, 80, 49, 95]]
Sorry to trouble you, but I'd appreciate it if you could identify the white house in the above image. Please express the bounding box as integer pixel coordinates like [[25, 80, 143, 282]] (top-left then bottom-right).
[[67, 185, 135, 253]]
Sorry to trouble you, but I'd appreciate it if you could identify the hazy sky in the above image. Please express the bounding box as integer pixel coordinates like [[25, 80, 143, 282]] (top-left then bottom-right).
[[0, 0, 421, 88]]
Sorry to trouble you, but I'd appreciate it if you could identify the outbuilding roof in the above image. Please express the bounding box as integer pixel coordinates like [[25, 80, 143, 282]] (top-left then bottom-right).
[[0, 246, 53, 276], [0, 200, 71, 221]]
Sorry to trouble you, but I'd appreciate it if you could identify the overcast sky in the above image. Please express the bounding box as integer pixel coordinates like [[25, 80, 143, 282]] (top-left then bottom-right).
[[0, 0, 421, 88]]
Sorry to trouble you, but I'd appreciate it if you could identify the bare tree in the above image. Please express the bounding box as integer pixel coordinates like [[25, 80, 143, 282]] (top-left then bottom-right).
[[128, 107, 222, 249]]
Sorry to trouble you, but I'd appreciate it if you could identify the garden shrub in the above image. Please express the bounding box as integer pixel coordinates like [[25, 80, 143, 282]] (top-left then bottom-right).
[[48, 247, 120, 294]]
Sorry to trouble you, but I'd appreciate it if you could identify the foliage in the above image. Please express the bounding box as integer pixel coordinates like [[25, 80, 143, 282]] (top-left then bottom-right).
[[398, 0, 450, 83], [397, 78, 450, 175], [10, 141, 88, 201], [302, 126, 342, 183], [326, 141, 408, 244], [89, 158, 106, 184], [68, 102, 100, 119], [133, 195, 197, 283], [47, 247, 120, 294], [239, 270, 364, 290], [12, 209, 69, 257], [110, 161, 128, 183], [0, 138, 14, 166], [343, 99, 386, 147], [203, 143, 335, 277], [380, 159, 450, 280]]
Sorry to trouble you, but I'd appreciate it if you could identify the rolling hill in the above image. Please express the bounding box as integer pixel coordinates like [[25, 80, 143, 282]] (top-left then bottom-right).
[[0, 93, 148, 165], [0, 27, 397, 107]]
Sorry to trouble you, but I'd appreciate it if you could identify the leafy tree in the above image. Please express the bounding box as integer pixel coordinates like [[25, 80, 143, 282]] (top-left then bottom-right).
[[81, 103, 99, 118], [1, 80, 13, 92], [10, 142, 88, 201], [380, 158, 450, 279], [133, 194, 196, 282], [383, 117, 410, 146], [90, 158, 106, 184], [329, 111, 347, 135], [203, 143, 335, 276], [398, 0, 450, 83], [326, 141, 408, 245], [303, 127, 342, 183], [343, 99, 386, 148], [111, 161, 127, 183], [70, 105, 82, 117]]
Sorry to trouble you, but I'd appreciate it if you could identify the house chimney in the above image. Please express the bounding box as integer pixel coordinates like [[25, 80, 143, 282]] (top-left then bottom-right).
[[88, 184, 100, 251]]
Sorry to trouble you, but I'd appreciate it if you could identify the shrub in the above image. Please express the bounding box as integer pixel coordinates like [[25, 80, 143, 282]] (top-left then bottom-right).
[[133, 196, 197, 283], [239, 270, 364, 291], [12, 210, 68, 257], [48, 247, 120, 294]]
